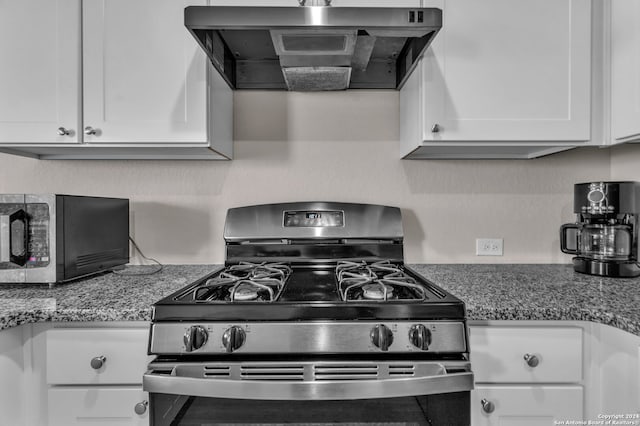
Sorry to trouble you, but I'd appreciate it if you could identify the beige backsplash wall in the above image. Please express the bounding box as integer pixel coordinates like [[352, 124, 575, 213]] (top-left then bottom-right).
[[610, 144, 640, 181], [0, 91, 615, 264]]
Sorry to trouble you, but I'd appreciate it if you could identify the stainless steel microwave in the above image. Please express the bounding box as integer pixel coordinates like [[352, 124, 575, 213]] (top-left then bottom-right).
[[0, 194, 129, 286]]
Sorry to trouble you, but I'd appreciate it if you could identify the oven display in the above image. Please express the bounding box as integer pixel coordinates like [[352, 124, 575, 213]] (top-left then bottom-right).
[[284, 210, 344, 227]]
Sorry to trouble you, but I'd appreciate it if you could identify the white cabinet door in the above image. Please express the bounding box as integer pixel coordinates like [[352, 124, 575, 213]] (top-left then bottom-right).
[[611, 0, 640, 143], [46, 328, 150, 385], [48, 388, 148, 426], [420, 0, 591, 142], [330, 1, 422, 6], [0, 0, 81, 144], [469, 326, 582, 383], [208, 0, 293, 5], [82, 0, 209, 143], [0, 327, 25, 426], [208, 1, 421, 6], [471, 386, 583, 426]]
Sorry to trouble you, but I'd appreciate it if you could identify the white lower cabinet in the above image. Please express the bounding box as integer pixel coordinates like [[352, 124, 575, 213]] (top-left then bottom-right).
[[48, 388, 148, 426], [472, 386, 583, 426], [45, 325, 151, 426], [469, 325, 584, 425], [0, 326, 27, 426], [469, 326, 582, 383], [46, 328, 150, 385]]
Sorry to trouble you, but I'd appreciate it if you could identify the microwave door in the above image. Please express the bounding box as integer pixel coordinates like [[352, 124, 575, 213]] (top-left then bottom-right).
[[0, 194, 28, 269], [0, 208, 29, 267]]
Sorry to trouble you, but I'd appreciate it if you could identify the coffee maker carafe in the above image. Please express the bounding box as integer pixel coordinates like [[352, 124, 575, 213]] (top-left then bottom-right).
[[560, 181, 640, 277]]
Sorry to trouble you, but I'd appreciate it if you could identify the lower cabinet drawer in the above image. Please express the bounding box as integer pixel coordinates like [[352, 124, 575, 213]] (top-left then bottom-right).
[[48, 387, 149, 426], [46, 328, 150, 385], [471, 385, 583, 426], [469, 326, 583, 383]]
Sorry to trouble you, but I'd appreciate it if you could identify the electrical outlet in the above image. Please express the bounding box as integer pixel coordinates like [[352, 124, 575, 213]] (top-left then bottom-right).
[[476, 238, 503, 256]]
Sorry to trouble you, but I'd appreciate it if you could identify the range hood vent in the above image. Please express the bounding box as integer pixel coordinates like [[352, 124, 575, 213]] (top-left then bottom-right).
[[185, 6, 442, 91]]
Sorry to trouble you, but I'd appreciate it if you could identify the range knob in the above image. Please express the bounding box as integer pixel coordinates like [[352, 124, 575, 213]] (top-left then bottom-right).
[[409, 324, 432, 351], [183, 325, 208, 352], [370, 324, 394, 351], [222, 326, 246, 353]]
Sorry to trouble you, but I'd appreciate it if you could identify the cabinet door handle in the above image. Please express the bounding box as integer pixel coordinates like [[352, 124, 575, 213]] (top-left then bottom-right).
[[481, 398, 495, 413], [134, 400, 148, 415], [523, 353, 540, 367], [57, 127, 72, 136], [431, 123, 441, 133], [84, 126, 98, 136], [90, 355, 106, 369]]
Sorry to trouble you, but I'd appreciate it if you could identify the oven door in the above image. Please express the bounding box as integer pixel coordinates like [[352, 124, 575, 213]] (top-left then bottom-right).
[[144, 359, 473, 426]]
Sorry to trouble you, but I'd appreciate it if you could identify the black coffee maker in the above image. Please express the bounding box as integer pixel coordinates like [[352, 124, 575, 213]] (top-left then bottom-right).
[[560, 181, 640, 277]]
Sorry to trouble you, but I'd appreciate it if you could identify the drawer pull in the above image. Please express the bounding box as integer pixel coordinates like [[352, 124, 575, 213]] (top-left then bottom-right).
[[481, 398, 495, 413], [90, 356, 107, 370], [134, 400, 148, 415], [57, 127, 72, 136], [523, 353, 540, 367], [84, 126, 99, 136]]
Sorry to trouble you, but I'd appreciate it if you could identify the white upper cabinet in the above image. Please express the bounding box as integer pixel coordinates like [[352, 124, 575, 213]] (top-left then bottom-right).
[[0, 0, 232, 159], [208, 1, 421, 6], [0, 0, 81, 144], [401, 0, 592, 159], [82, 0, 209, 144], [611, 0, 640, 143], [325, 1, 422, 6]]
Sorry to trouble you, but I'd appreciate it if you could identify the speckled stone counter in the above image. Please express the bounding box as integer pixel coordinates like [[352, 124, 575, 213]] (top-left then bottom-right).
[[410, 264, 640, 336], [1, 264, 639, 336], [0, 265, 220, 331]]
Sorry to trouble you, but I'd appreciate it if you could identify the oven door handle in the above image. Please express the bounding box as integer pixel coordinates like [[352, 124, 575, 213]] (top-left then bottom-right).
[[143, 370, 474, 401]]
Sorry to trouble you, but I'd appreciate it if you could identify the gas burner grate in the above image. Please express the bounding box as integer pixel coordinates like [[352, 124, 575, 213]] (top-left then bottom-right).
[[336, 260, 428, 302], [192, 262, 291, 303]]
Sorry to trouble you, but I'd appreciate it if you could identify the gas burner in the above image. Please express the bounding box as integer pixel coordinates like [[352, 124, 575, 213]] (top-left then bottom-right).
[[336, 260, 428, 302], [222, 262, 292, 281], [232, 284, 260, 301], [362, 283, 394, 300], [192, 262, 291, 302]]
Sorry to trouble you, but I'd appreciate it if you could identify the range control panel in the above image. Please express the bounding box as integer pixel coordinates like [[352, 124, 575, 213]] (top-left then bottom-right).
[[150, 321, 468, 355]]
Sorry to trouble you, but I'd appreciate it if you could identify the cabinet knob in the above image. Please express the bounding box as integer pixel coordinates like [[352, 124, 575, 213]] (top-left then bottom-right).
[[481, 398, 495, 413], [84, 126, 98, 136], [523, 353, 540, 367], [431, 123, 441, 133], [57, 127, 72, 136], [90, 355, 106, 370], [134, 400, 148, 415]]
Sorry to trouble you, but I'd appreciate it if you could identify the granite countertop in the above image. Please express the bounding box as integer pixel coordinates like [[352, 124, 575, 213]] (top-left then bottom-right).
[[410, 264, 640, 336], [0, 264, 638, 336], [0, 265, 220, 331]]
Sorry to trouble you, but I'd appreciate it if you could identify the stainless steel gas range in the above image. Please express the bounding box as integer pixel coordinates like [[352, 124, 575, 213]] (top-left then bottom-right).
[[143, 202, 473, 425]]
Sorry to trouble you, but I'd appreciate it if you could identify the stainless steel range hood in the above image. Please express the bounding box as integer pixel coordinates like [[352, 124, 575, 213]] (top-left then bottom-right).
[[184, 6, 442, 91]]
